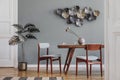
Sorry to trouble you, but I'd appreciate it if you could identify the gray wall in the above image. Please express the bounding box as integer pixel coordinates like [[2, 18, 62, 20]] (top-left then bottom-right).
[[18, 0, 104, 64]]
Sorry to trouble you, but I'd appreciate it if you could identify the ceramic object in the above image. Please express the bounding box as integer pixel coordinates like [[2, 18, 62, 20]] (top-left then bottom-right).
[[78, 37, 85, 45]]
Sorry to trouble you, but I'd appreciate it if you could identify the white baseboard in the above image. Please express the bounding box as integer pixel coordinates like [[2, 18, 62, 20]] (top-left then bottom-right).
[[28, 64, 104, 71]]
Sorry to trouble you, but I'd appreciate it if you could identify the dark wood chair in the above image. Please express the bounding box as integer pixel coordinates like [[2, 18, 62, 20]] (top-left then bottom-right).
[[37, 43, 61, 74], [76, 44, 103, 78]]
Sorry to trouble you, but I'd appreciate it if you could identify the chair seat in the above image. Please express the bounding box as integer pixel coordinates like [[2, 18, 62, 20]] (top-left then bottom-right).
[[42, 54, 61, 58], [76, 56, 98, 61]]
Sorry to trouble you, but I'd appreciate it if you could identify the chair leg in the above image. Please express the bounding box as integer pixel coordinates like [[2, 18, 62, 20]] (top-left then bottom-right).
[[37, 60, 40, 73], [76, 59, 78, 76], [46, 59, 48, 73], [100, 63, 103, 77], [59, 57, 62, 74], [50, 58, 53, 74], [90, 64, 92, 76], [86, 63, 89, 78]]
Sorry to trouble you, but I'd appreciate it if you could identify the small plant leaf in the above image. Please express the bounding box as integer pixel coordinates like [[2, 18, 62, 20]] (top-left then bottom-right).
[[12, 24, 24, 30], [24, 23, 36, 29], [27, 27, 40, 32], [9, 35, 21, 45], [25, 34, 36, 39]]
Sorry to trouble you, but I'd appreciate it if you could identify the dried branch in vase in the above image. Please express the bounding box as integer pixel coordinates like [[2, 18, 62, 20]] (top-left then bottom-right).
[[65, 27, 85, 45]]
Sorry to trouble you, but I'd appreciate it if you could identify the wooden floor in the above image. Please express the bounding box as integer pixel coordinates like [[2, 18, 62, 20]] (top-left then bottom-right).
[[0, 68, 104, 80]]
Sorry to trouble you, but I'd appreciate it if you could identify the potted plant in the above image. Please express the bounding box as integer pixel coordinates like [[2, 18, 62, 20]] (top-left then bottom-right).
[[9, 23, 40, 71]]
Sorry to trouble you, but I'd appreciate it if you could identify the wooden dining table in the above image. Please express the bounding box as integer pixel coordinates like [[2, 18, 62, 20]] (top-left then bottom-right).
[[58, 44, 104, 74]]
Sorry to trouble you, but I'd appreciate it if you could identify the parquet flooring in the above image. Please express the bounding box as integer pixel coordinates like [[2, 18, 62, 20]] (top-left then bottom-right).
[[0, 68, 104, 80]]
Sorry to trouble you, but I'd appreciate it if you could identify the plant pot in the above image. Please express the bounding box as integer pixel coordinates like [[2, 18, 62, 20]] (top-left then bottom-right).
[[18, 62, 27, 71]]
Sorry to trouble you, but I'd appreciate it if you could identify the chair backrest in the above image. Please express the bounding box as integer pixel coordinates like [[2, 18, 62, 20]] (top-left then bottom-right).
[[39, 43, 50, 49], [38, 43, 50, 57], [85, 44, 102, 51], [84, 44, 102, 61]]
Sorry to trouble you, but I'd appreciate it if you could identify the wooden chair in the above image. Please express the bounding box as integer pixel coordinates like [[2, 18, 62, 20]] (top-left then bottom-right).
[[37, 43, 61, 74], [76, 44, 103, 78]]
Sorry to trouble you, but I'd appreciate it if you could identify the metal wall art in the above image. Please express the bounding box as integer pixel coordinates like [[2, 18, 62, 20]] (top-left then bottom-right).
[[55, 5, 100, 27]]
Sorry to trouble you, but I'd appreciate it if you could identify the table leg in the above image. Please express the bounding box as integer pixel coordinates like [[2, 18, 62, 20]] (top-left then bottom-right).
[[63, 48, 71, 72], [64, 48, 75, 74]]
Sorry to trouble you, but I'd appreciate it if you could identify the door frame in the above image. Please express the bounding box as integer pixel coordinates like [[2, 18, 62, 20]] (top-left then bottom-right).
[[11, 0, 18, 68], [104, 0, 109, 79], [104, 0, 113, 80]]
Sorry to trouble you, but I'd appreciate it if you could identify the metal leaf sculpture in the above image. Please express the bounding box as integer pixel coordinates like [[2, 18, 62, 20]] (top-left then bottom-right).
[[55, 5, 100, 27]]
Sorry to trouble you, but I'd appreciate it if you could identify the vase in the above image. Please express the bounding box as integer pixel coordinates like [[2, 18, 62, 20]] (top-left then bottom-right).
[[18, 62, 27, 71], [78, 37, 85, 45]]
